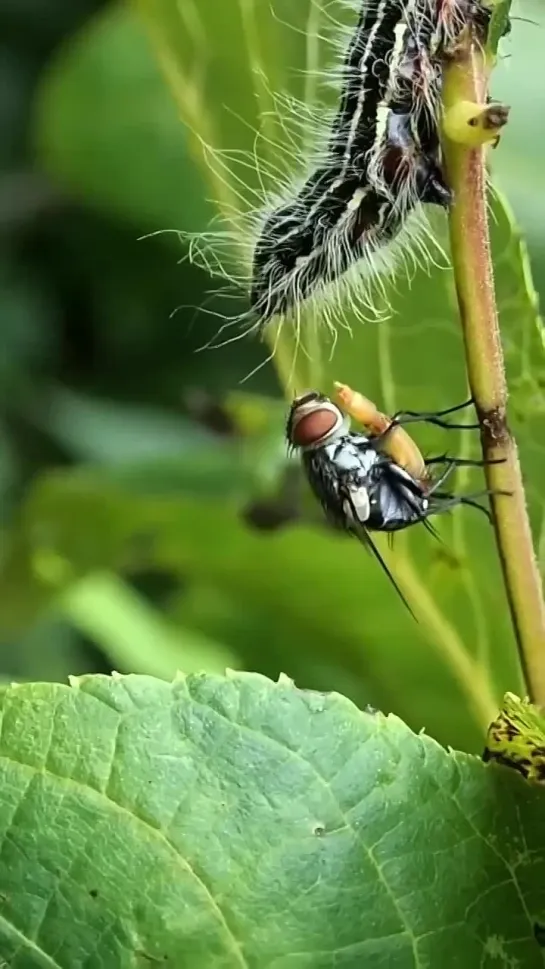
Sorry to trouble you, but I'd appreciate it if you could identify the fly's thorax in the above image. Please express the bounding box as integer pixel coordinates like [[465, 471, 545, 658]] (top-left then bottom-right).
[[305, 434, 375, 527], [287, 392, 349, 452], [324, 435, 378, 526]]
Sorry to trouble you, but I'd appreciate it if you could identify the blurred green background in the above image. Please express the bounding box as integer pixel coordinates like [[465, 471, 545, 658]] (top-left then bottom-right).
[[0, 0, 543, 754]]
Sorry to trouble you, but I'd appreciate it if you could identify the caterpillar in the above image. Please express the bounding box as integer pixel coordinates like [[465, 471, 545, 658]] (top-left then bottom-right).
[[179, 0, 505, 360], [483, 692, 545, 785], [250, 0, 496, 327], [286, 385, 503, 611]]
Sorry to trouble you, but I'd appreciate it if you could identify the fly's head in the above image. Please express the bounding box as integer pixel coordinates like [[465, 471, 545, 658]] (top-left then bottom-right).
[[286, 391, 349, 455]]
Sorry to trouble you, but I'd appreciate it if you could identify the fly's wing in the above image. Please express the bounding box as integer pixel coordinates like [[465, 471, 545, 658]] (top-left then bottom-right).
[[381, 463, 444, 542], [305, 442, 416, 615], [367, 454, 443, 541], [340, 483, 417, 619]]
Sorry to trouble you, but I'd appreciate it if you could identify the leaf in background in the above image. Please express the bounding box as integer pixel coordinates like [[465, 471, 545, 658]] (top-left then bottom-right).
[[0, 467, 513, 751], [1, 672, 544, 967], [33, 3, 210, 231], [493, 2, 545, 247], [0, 615, 93, 686], [61, 572, 239, 678], [24, 384, 289, 500], [18, 0, 544, 750], [30, 386, 221, 463], [135, 0, 322, 190], [133, 0, 543, 732], [486, 0, 512, 57]]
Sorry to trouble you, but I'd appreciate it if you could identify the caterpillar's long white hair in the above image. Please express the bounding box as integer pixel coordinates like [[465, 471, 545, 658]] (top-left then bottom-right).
[[151, 0, 493, 376]]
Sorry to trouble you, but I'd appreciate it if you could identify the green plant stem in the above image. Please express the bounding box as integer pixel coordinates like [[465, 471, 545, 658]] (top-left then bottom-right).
[[390, 545, 498, 728], [442, 42, 545, 706]]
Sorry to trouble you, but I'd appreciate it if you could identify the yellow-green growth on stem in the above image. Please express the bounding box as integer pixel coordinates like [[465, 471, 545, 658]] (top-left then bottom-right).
[[442, 99, 510, 148]]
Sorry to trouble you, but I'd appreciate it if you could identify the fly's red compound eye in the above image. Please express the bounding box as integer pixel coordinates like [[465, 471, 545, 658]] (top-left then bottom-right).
[[291, 407, 340, 447]]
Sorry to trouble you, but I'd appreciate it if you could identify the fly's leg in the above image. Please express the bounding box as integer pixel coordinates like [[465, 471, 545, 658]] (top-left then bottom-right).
[[441, 494, 494, 523], [389, 397, 480, 431], [424, 455, 508, 497], [426, 460, 458, 494], [430, 488, 513, 523], [403, 398, 475, 419], [391, 414, 481, 431], [423, 455, 506, 469], [367, 400, 480, 458]]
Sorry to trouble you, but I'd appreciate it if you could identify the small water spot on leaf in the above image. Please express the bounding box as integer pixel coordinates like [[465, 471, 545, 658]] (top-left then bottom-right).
[[534, 923, 545, 948], [312, 823, 326, 837], [89, 888, 99, 899], [484, 934, 507, 957], [483, 935, 520, 967]]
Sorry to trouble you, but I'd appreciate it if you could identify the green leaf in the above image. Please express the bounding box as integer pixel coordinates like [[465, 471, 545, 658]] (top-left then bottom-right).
[[486, 0, 512, 57], [0, 672, 545, 967], [34, 4, 210, 231]]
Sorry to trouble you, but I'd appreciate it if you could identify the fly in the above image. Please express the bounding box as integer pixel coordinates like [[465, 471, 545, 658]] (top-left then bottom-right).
[[286, 386, 507, 615]]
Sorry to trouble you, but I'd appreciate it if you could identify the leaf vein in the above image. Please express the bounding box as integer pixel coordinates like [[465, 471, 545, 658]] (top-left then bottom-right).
[[0, 912, 63, 969], [0, 752, 249, 969], [184, 689, 422, 966]]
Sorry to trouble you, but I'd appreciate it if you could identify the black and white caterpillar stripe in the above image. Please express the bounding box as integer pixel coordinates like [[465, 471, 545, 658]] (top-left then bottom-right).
[[250, 0, 495, 327], [177, 0, 504, 361]]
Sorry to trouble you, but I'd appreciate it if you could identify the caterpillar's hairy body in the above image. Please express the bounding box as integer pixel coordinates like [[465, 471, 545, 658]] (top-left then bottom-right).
[[250, 0, 494, 326], [176, 0, 497, 360]]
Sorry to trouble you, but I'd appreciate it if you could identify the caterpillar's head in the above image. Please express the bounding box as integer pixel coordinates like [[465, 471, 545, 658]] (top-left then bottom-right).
[[286, 391, 348, 453]]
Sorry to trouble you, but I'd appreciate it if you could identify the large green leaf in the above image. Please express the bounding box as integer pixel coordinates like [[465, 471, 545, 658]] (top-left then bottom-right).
[[0, 672, 544, 967]]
